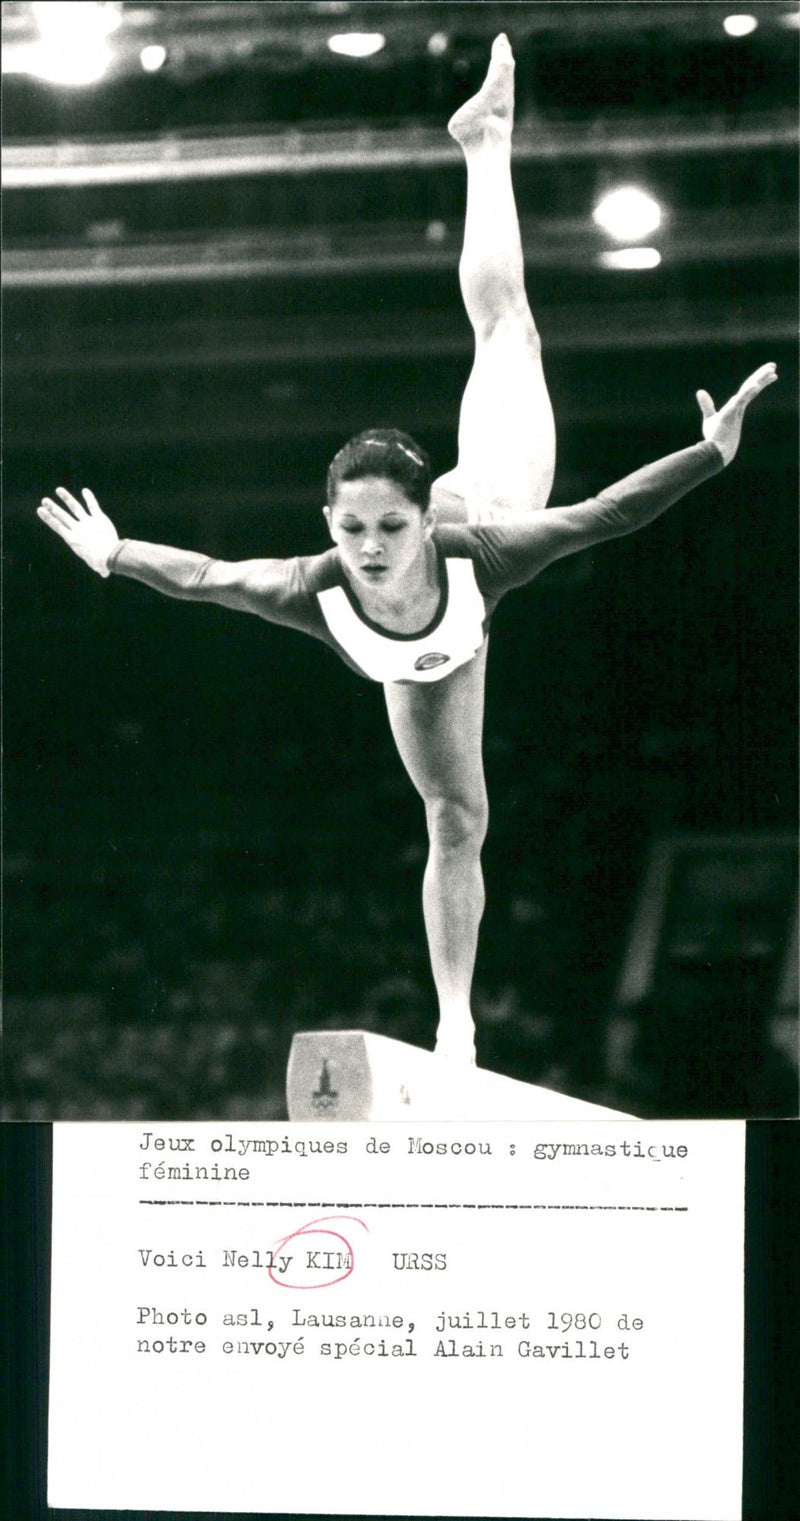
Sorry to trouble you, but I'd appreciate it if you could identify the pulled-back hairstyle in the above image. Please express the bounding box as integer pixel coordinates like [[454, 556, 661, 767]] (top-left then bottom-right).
[[327, 428, 432, 510]]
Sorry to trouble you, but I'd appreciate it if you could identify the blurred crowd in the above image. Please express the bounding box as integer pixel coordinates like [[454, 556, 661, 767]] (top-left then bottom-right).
[[5, 734, 796, 1119]]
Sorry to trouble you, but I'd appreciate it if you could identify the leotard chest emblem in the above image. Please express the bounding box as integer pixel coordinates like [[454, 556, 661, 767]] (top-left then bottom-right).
[[414, 652, 450, 671]]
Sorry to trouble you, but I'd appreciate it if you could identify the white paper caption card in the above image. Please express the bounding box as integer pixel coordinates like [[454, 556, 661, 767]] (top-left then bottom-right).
[[49, 1120, 745, 1520]]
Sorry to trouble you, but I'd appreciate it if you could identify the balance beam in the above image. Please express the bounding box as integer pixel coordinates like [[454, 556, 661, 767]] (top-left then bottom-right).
[[286, 1030, 632, 1121]]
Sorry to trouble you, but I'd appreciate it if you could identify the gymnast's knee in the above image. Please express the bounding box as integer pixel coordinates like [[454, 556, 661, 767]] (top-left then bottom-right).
[[477, 305, 541, 357], [426, 793, 489, 855]]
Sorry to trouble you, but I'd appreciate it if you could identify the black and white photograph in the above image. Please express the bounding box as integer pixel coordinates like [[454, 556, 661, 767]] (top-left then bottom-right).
[[3, 4, 798, 1117], [2, 7, 799, 1519]]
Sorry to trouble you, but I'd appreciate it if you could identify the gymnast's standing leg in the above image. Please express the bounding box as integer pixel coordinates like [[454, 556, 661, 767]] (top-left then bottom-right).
[[386, 35, 556, 1063]]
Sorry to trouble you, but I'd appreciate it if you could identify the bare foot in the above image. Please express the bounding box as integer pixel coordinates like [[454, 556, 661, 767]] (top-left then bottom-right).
[[448, 33, 515, 148]]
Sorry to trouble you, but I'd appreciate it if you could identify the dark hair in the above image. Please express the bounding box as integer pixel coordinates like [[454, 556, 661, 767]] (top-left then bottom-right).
[[327, 428, 431, 509]]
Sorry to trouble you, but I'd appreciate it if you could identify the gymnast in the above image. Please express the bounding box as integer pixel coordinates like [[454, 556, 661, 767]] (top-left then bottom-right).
[[38, 35, 777, 1062]]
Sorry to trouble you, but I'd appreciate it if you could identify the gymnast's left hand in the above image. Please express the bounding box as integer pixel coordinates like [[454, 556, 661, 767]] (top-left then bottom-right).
[[37, 486, 119, 577], [696, 362, 778, 466]]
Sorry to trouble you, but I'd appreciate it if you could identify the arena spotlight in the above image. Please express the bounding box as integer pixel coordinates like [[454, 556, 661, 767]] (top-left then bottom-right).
[[33, 0, 121, 31], [779, 8, 800, 25], [140, 44, 167, 73], [599, 247, 662, 271], [26, 1, 120, 85], [593, 187, 662, 242], [722, 14, 759, 35], [327, 33, 386, 58], [427, 32, 450, 57]]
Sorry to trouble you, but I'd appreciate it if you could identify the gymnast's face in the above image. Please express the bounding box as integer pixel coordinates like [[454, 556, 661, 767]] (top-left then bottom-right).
[[324, 476, 436, 594]]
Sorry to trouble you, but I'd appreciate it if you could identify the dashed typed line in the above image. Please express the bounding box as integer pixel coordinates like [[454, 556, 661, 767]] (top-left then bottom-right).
[[139, 1200, 689, 1211]]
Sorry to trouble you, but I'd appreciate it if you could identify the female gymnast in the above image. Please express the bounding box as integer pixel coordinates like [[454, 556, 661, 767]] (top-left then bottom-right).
[[38, 35, 777, 1062]]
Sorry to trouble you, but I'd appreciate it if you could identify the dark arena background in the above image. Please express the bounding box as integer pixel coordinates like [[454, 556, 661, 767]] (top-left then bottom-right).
[[3, 1, 798, 1121]]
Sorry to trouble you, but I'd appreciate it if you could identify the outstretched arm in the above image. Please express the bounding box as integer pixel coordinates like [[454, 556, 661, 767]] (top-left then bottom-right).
[[482, 364, 777, 587], [37, 486, 288, 613]]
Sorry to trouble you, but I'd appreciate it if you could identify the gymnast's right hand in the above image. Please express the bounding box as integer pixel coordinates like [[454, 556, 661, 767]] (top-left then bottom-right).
[[37, 486, 119, 577]]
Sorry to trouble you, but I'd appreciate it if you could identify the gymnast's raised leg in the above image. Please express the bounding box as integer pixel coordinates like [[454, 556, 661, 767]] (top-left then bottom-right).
[[431, 32, 556, 524]]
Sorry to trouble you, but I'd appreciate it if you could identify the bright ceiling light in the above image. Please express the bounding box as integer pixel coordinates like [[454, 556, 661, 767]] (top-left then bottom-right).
[[140, 44, 167, 73], [427, 32, 450, 57], [24, 2, 121, 85], [21, 40, 112, 85], [599, 247, 662, 271], [33, 1, 121, 39], [722, 14, 759, 35], [2, 45, 40, 75], [593, 187, 662, 242], [327, 32, 386, 58], [779, 8, 800, 25]]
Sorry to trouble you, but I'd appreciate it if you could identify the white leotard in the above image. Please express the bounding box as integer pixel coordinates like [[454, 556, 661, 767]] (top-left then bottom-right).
[[316, 557, 487, 683]]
